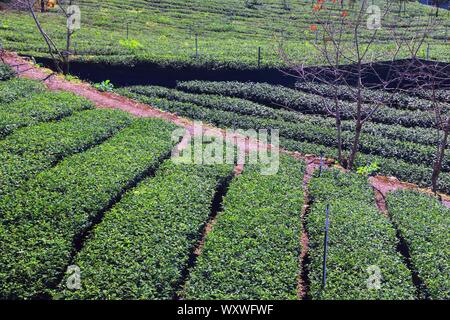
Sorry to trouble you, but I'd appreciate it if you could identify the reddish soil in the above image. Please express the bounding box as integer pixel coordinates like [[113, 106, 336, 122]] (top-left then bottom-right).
[[3, 51, 449, 209], [370, 175, 450, 209], [2, 52, 275, 155], [297, 158, 324, 299]]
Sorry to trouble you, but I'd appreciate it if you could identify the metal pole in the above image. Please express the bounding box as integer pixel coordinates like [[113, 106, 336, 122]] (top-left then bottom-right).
[[195, 33, 199, 59], [322, 204, 330, 289], [319, 152, 324, 176], [258, 47, 261, 68]]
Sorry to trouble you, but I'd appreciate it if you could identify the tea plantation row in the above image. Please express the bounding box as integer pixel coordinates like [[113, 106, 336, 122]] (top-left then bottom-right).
[[184, 156, 304, 299], [177, 81, 439, 128], [116, 85, 450, 193], [0, 119, 179, 299], [0, 108, 132, 196], [307, 170, 416, 300], [1, 0, 448, 68], [387, 191, 450, 299]]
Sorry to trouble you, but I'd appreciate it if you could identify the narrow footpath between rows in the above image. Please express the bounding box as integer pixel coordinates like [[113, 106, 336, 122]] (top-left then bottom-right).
[[297, 158, 323, 299], [370, 179, 429, 299], [3, 51, 449, 208]]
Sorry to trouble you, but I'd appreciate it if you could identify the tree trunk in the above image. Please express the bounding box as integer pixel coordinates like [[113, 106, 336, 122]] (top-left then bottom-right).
[[28, 4, 64, 73], [347, 77, 364, 170], [334, 97, 343, 164], [347, 120, 362, 169], [64, 29, 72, 75], [41, 0, 45, 13], [431, 118, 449, 193]]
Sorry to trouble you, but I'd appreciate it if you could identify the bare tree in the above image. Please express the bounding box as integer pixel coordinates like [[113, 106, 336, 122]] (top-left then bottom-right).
[[279, 0, 407, 169], [11, 0, 79, 74], [12, 0, 64, 73], [393, 6, 449, 193], [401, 62, 449, 193], [280, 0, 448, 191]]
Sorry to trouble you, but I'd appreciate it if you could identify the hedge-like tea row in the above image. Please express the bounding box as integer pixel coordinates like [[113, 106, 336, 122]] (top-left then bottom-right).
[[0, 78, 45, 104], [307, 170, 416, 299], [0, 119, 179, 299], [386, 191, 450, 299], [280, 138, 450, 195], [295, 82, 448, 113], [0, 109, 133, 196], [59, 160, 233, 300], [177, 81, 436, 128], [0, 91, 94, 138], [118, 86, 441, 146], [118, 91, 450, 192], [120, 93, 449, 173], [0, 64, 15, 81], [411, 88, 450, 103], [184, 156, 304, 300]]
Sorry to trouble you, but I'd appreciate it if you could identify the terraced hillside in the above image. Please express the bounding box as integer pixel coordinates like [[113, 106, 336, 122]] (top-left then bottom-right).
[[116, 81, 450, 194], [0, 0, 448, 68], [0, 69, 449, 300]]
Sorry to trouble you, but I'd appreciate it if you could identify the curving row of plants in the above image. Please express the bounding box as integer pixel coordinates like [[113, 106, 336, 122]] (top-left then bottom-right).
[[0, 63, 15, 81], [0, 109, 133, 197], [177, 81, 437, 128], [184, 156, 304, 300], [386, 190, 450, 300], [0, 119, 179, 299], [116, 93, 450, 176], [0, 91, 94, 138], [59, 160, 233, 300], [118, 85, 441, 146], [0, 78, 45, 104], [281, 138, 450, 195], [307, 170, 416, 300], [411, 88, 450, 103], [295, 82, 448, 113]]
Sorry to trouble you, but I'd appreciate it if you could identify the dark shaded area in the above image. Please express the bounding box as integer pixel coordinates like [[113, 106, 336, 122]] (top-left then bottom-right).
[[34, 57, 297, 88], [294, 59, 450, 90], [394, 227, 430, 299], [419, 0, 449, 10], [33, 56, 449, 90]]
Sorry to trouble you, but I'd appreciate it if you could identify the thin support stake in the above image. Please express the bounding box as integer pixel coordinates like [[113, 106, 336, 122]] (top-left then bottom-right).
[[195, 33, 199, 59], [319, 152, 324, 177], [258, 46, 261, 68], [322, 204, 330, 289]]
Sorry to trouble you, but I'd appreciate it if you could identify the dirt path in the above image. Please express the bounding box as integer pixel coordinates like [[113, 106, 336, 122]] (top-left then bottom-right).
[[297, 157, 326, 299], [3, 51, 449, 208], [369, 175, 450, 209], [2, 52, 273, 155]]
